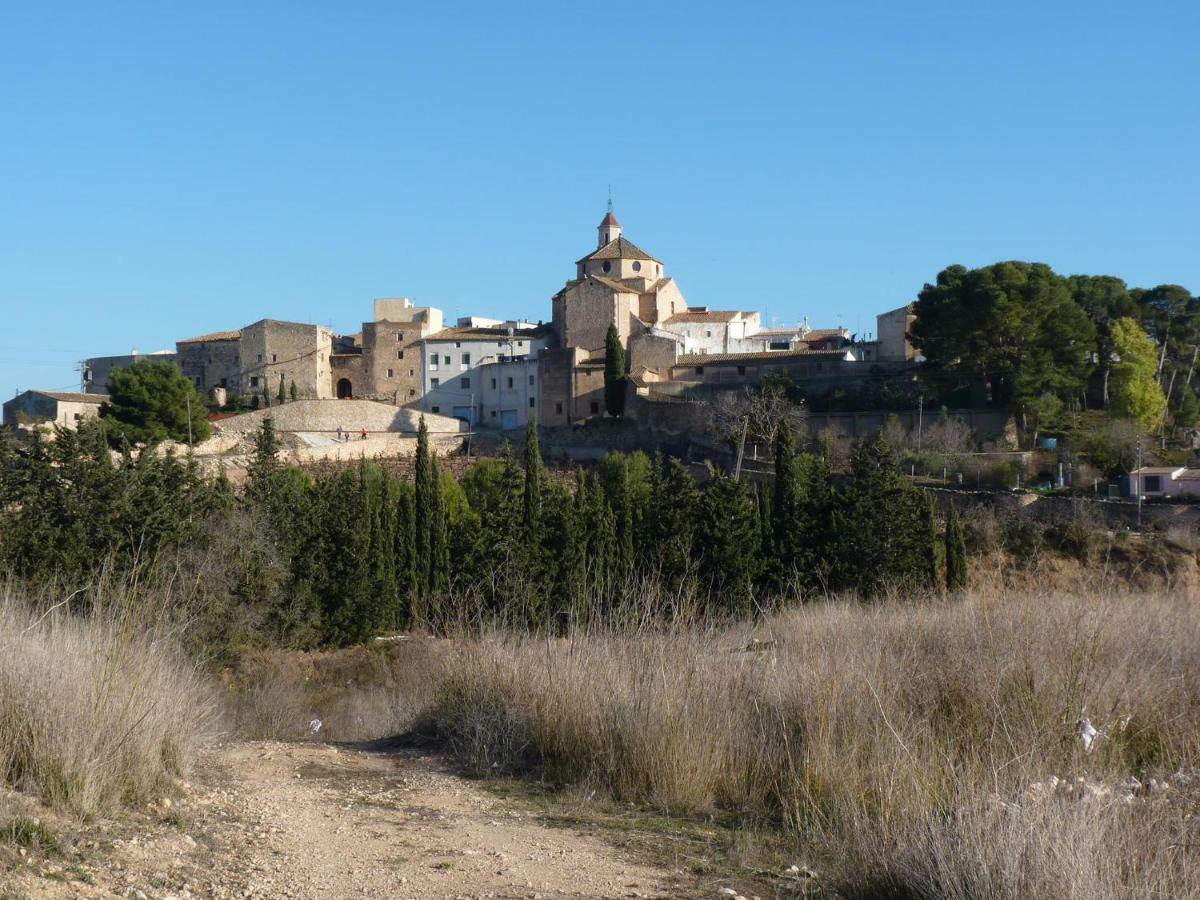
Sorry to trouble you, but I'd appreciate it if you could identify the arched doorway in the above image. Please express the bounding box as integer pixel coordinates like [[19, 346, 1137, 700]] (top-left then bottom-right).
[[336, 378, 353, 399]]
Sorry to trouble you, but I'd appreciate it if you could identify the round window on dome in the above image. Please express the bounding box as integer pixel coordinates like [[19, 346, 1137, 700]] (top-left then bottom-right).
[[633, 261, 641, 272], [602, 261, 611, 273]]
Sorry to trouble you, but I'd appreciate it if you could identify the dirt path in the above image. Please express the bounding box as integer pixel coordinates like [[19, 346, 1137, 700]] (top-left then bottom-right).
[[4, 741, 683, 900], [203, 741, 674, 899]]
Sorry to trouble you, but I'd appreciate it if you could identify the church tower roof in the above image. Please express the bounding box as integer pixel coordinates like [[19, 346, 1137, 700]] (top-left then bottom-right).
[[599, 210, 620, 228]]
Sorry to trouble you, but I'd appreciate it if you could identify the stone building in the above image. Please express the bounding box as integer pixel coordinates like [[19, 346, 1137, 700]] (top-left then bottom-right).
[[3, 390, 107, 429], [176, 331, 241, 395], [238, 319, 334, 400]]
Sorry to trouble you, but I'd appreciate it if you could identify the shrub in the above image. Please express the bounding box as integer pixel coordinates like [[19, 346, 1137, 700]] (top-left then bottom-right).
[[0, 585, 214, 816]]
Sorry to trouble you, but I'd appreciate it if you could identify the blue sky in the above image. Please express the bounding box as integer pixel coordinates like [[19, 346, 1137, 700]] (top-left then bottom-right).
[[2, 1, 1197, 398]]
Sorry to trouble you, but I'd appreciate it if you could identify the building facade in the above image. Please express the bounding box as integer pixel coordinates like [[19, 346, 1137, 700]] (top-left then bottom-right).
[[3, 390, 107, 429]]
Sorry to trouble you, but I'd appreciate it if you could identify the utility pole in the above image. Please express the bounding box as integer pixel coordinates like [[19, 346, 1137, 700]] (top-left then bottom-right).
[[1135, 438, 1143, 530], [917, 394, 924, 454]]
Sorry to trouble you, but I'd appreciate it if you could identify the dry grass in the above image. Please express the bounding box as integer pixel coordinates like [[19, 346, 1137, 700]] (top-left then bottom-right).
[[421, 589, 1200, 898], [0, 586, 215, 817], [224, 637, 446, 743]]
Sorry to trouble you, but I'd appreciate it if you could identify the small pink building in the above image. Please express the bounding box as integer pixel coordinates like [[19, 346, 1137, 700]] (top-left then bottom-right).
[[1128, 467, 1200, 499]]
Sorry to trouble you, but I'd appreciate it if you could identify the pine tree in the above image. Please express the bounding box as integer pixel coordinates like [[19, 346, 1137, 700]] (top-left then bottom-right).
[[945, 500, 969, 593], [603, 324, 626, 417]]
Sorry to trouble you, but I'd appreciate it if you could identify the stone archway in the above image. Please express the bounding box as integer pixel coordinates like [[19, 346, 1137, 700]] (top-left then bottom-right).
[[336, 378, 353, 399]]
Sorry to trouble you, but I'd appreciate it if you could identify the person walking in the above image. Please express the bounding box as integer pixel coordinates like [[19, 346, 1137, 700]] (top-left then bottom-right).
[[336, 425, 343, 442], [361, 427, 368, 441]]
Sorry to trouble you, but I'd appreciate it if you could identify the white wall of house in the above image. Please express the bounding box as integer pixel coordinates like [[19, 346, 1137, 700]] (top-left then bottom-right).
[[420, 331, 549, 426]]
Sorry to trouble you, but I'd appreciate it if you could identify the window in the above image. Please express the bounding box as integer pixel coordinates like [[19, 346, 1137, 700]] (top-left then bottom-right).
[[695, 366, 704, 375], [517, 341, 524, 347], [408, 389, 416, 397], [602, 261, 611, 273], [555, 402, 563, 415], [529, 397, 535, 408], [1145, 475, 1162, 492], [528, 375, 535, 386], [409, 369, 414, 376], [430, 377, 439, 387], [460, 377, 470, 388], [590, 401, 600, 414], [432, 406, 440, 413], [430, 359, 439, 371], [461, 352, 470, 365], [272, 354, 277, 363], [250, 376, 259, 388], [443, 355, 450, 365], [396, 332, 402, 342], [633, 261, 641, 272], [397, 350, 404, 359], [257, 354, 263, 363], [490, 410, 497, 418], [507, 377, 514, 389], [220, 378, 228, 388], [455, 341, 461, 348], [706, 330, 712, 338], [387, 368, 394, 378], [737, 365, 746, 376], [770, 340, 789, 350], [490, 378, 497, 389]]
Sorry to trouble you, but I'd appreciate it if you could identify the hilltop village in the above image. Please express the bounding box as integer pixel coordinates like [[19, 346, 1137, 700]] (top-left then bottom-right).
[[68, 210, 915, 433]]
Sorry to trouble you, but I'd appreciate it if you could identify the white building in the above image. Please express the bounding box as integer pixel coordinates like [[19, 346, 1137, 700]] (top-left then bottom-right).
[[419, 324, 552, 428]]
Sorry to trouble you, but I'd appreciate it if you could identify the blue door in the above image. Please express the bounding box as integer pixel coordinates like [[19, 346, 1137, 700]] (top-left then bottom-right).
[[500, 409, 518, 430], [452, 405, 474, 426]]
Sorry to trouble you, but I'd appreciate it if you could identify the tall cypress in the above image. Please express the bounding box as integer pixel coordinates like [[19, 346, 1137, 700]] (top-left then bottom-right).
[[603, 324, 626, 417], [428, 458, 451, 601], [414, 416, 433, 602], [521, 414, 543, 537], [771, 419, 802, 577], [945, 500, 968, 593], [921, 490, 939, 588], [276, 373, 286, 404], [394, 483, 418, 626]]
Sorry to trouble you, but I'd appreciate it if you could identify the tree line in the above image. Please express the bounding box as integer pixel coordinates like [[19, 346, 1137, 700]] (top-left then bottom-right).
[[913, 263, 1198, 437], [0, 415, 968, 647]]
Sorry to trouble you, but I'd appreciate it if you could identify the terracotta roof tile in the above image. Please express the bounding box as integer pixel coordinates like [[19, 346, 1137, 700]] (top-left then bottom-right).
[[179, 330, 242, 343], [675, 349, 853, 365], [576, 236, 661, 265]]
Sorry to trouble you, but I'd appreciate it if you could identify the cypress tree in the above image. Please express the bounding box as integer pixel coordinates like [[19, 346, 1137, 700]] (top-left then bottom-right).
[[945, 500, 969, 593], [771, 419, 802, 577], [603, 324, 626, 417], [289, 379, 298, 402], [428, 459, 451, 601], [277, 373, 286, 404], [695, 472, 760, 616], [414, 416, 433, 603], [521, 414, 543, 537], [394, 483, 418, 626], [921, 490, 939, 588], [262, 386, 271, 408]]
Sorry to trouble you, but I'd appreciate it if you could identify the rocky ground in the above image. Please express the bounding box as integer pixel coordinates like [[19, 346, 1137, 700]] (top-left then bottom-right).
[[1, 741, 790, 899]]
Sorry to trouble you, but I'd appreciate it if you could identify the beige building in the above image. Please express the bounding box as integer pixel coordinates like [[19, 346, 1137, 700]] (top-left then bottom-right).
[[876, 304, 917, 361], [238, 319, 334, 400], [3, 390, 107, 429]]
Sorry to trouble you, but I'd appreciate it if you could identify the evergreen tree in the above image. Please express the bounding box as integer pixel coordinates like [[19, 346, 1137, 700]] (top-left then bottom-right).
[[289, 379, 298, 402], [521, 414, 543, 538], [428, 459, 451, 601], [394, 481, 418, 624], [277, 374, 286, 404], [921, 490, 940, 588], [945, 500, 969, 593], [603, 324, 626, 417], [262, 386, 271, 408], [413, 416, 434, 609], [695, 472, 760, 616], [771, 419, 803, 578]]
